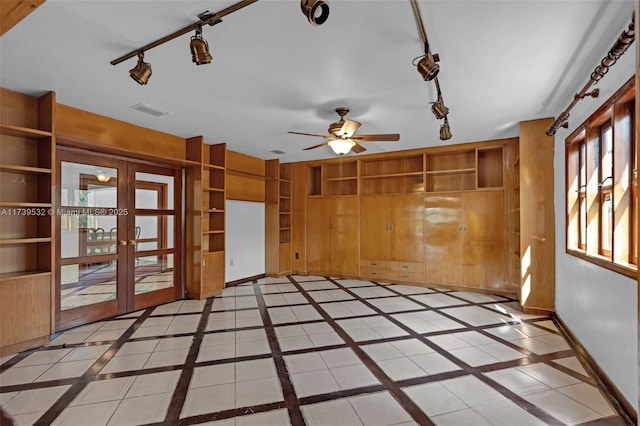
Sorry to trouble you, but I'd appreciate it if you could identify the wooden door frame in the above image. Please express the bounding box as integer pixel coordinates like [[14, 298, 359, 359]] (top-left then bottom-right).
[[55, 146, 184, 331]]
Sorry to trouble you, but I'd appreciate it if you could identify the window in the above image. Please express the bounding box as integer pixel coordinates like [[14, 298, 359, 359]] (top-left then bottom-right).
[[565, 77, 636, 278]]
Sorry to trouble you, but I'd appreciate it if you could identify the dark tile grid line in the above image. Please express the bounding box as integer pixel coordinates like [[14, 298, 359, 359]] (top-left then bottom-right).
[[30, 307, 155, 426], [373, 280, 600, 386], [354, 279, 628, 425], [320, 277, 567, 426], [177, 281, 306, 425], [285, 276, 437, 426], [163, 297, 215, 423]]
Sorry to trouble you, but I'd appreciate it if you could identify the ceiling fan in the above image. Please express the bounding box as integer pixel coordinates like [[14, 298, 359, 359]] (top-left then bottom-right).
[[288, 107, 400, 155]]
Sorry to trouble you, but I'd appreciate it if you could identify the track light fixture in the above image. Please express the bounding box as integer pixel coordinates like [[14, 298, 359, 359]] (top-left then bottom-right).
[[439, 117, 452, 141], [301, 0, 330, 25], [111, 0, 258, 84], [190, 26, 213, 65], [129, 52, 152, 85], [416, 53, 439, 81], [430, 94, 449, 120], [410, 0, 452, 141]]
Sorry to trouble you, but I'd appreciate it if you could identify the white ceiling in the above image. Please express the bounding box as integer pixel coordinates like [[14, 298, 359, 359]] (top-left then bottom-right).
[[0, 0, 636, 162]]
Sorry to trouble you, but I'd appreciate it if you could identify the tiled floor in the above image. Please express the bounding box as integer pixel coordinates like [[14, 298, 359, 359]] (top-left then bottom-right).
[[0, 276, 628, 425]]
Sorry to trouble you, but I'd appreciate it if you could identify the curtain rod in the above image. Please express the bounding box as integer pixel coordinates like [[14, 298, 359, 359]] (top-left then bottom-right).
[[546, 12, 635, 136]]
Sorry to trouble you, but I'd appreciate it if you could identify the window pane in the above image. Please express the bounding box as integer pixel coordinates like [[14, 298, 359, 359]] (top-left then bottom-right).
[[601, 122, 613, 186], [61, 262, 117, 310], [601, 192, 613, 254]]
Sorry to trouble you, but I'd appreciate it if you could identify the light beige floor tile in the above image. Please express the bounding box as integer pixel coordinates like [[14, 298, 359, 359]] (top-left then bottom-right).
[[302, 398, 363, 426], [53, 400, 120, 426], [349, 392, 412, 426], [190, 364, 235, 388], [107, 392, 173, 425], [70, 376, 136, 406]]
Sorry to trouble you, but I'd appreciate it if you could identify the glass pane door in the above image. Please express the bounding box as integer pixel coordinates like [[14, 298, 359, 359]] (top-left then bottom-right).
[[57, 151, 128, 330], [57, 150, 183, 330], [128, 164, 182, 311]]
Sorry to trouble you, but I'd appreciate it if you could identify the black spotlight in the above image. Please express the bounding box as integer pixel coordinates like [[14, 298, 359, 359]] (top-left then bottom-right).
[[301, 0, 329, 25]]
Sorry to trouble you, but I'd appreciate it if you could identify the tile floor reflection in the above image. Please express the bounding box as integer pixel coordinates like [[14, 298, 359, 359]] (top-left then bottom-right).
[[0, 276, 628, 425]]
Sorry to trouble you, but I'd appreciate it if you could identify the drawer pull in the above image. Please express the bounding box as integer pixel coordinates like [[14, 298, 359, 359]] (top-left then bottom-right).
[[402, 275, 410, 278], [370, 263, 378, 266], [402, 265, 409, 269]]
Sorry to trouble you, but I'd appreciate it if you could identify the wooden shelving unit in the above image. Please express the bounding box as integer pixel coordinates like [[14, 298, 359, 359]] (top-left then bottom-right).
[[0, 88, 56, 355], [266, 160, 292, 276], [360, 154, 424, 195], [185, 138, 226, 299]]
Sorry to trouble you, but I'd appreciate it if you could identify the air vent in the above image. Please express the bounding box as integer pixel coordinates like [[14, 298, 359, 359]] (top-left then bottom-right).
[[130, 103, 170, 117], [270, 149, 286, 155]]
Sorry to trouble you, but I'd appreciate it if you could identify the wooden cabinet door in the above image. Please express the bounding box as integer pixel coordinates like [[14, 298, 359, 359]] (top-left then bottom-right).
[[360, 195, 389, 260], [306, 197, 331, 273], [331, 197, 359, 275], [389, 194, 424, 263], [462, 191, 506, 290], [425, 194, 463, 285]]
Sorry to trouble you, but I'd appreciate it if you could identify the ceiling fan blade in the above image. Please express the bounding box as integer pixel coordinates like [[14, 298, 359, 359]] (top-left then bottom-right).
[[352, 133, 400, 142], [338, 120, 361, 138], [303, 142, 330, 151], [351, 143, 367, 153], [288, 131, 329, 139]]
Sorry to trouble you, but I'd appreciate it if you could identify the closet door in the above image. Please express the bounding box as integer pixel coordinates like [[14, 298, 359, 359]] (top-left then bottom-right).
[[359, 195, 389, 261], [462, 191, 505, 290], [424, 194, 463, 285], [306, 197, 331, 274], [389, 194, 424, 263], [330, 197, 359, 275]]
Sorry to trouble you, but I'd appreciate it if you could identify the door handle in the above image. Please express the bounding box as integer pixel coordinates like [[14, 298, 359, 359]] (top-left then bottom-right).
[[128, 239, 137, 245], [119, 240, 128, 246]]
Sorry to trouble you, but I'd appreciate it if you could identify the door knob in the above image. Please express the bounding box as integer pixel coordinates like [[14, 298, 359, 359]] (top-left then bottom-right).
[[128, 239, 136, 245], [118, 240, 127, 246]]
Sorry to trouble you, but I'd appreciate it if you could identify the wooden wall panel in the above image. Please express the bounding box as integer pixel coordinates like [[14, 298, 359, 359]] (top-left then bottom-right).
[[0, 0, 45, 36], [225, 150, 265, 202], [0, 87, 38, 127], [56, 104, 187, 162], [290, 162, 308, 273], [519, 118, 555, 312], [0, 275, 51, 348]]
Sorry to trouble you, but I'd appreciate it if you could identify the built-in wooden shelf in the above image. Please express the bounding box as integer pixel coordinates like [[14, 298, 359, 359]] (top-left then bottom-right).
[[203, 187, 225, 192], [0, 237, 52, 245], [0, 270, 52, 282], [425, 168, 475, 175], [0, 123, 52, 139], [0, 165, 52, 174], [202, 163, 225, 170], [0, 202, 52, 208]]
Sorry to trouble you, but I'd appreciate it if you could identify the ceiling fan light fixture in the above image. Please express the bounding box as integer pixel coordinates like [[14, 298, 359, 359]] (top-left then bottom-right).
[[190, 26, 213, 65], [328, 139, 355, 155], [301, 0, 329, 26], [417, 54, 439, 81], [440, 117, 452, 141], [129, 52, 152, 85], [431, 96, 449, 120]]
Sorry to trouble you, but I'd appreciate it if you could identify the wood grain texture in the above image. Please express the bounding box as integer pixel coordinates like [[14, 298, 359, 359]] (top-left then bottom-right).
[[330, 196, 359, 275], [0, 0, 45, 36], [306, 197, 331, 273], [56, 104, 186, 162], [519, 118, 555, 311], [0, 274, 51, 349], [290, 162, 307, 273], [265, 159, 280, 275], [424, 193, 463, 285]]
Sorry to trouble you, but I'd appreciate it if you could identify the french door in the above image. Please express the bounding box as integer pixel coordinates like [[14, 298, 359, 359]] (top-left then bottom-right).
[[56, 149, 182, 331]]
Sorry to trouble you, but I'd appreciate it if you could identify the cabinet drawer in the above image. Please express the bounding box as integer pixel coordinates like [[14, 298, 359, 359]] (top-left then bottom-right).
[[360, 267, 424, 283], [361, 259, 388, 269], [386, 261, 424, 273]]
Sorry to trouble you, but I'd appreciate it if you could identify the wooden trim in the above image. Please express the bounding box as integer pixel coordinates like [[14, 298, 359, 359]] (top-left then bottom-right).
[[225, 273, 266, 287], [566, 77, 635, 144], [0, 335, 49, 357], [0, 0, 45, 37], [56, 104, 187, 163], [565, 248, 636, 279], [555, 315, 637, 425]]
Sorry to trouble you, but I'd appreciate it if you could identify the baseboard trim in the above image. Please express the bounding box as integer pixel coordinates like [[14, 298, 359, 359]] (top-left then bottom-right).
[[225, 274, 266, 288], [555, 315, 637, 425]]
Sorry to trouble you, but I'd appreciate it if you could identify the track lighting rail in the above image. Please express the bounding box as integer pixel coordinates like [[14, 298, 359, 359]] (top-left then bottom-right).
[[110, 0, 258, 66], [546, 12, 635, 136], [410, 0, 451, 140]]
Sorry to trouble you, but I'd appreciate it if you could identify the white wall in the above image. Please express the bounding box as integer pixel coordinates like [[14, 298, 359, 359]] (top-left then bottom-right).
[[552, 28, 637, 407], [225, 200, 265, 283]]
